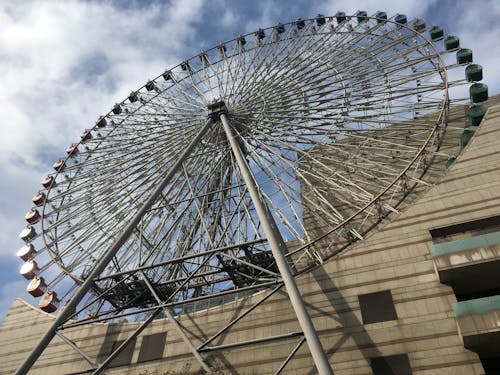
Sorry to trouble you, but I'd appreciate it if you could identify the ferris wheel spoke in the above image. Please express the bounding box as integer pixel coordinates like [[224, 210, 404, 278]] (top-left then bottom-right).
[[180, 169, 219, 249], [153, 75, 206, 109], [248, 123, 380, 200], [240, 150, 306, 240], [14, 14, 465, 341], [225, 27, 323, 104], [234, 43, 335, 106], [242, 128, 347, 225]]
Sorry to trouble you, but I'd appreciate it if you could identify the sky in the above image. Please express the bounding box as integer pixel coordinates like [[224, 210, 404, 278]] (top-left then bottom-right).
[[0, 0, 499, 323]]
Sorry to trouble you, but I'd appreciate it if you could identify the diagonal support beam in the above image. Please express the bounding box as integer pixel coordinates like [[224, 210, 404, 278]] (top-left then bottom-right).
[[92, 308, 163, 374], [140, 272, 213, 374], [15, 117, 216, 375], [91, 257, 216, 374], [274, 337, 306, 375], [55, 331, 97, 367], [219, 109, 334, 375], [198, 283, 284, 350], [62, 280, 280, 329], [199, 331, 304, 352]]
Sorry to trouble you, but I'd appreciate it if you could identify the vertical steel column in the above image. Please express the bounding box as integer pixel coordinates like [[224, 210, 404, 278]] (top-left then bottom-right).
[[15, 117, 215, 375], [219, 112, 333, 375]]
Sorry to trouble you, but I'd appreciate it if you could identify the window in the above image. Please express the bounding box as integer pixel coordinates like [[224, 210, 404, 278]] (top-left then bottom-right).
[[358, 290, 398, 324], [138, 332, 167, 363], [370, 354, 412, 375], [480, 354, 500, 374], [109, 337, 136, 367], [429, 215, 500, 300], [429, 215, 500, 242]]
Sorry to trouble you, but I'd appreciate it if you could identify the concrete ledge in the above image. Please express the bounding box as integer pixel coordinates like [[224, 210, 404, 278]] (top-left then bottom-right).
[[431, 231, 500, 256], [454, 295, 500, 317], [456, 306, 500, 357]]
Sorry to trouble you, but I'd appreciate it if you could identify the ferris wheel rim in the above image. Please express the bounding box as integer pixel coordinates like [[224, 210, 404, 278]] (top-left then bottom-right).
[[25, 12, 454, 310]]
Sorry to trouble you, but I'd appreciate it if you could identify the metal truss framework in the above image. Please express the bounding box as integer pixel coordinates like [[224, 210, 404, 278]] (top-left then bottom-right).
[[13, 11, 480, 375], [18, 108, 335, 375]]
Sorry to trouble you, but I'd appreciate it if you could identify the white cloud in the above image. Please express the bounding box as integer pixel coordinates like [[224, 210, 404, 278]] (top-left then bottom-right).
[[0, 0, 207, 320], [0, 0, 207, 157], [0, 0, 207, 179], [241, 0, 285, 33], [446, 0, 500, 97], [322, 0, 437, 17]]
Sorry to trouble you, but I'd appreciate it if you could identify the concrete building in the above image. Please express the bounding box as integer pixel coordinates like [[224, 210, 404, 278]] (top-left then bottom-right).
[[1, 96, 500, 374]]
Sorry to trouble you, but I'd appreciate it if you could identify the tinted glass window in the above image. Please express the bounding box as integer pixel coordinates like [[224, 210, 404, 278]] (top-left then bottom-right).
[[371, 354, 412, 375], [109, 337, 136, 367], [138, 332, 167, 363], [358, 290, 398, 324]]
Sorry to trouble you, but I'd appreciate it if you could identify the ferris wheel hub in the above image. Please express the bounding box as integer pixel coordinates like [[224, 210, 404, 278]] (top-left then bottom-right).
[[207, 100, 228, 120]]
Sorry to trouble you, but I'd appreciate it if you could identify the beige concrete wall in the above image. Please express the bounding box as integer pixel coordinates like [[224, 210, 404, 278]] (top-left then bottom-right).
[[2, 98, 500, 374]]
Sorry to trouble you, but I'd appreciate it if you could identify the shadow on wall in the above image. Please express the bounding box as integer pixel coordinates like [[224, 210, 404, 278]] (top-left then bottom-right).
[[306, 266, 385, 375]]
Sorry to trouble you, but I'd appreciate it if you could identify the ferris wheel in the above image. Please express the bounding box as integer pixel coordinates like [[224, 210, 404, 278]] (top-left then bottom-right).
[[15, 11, 487, 375]]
